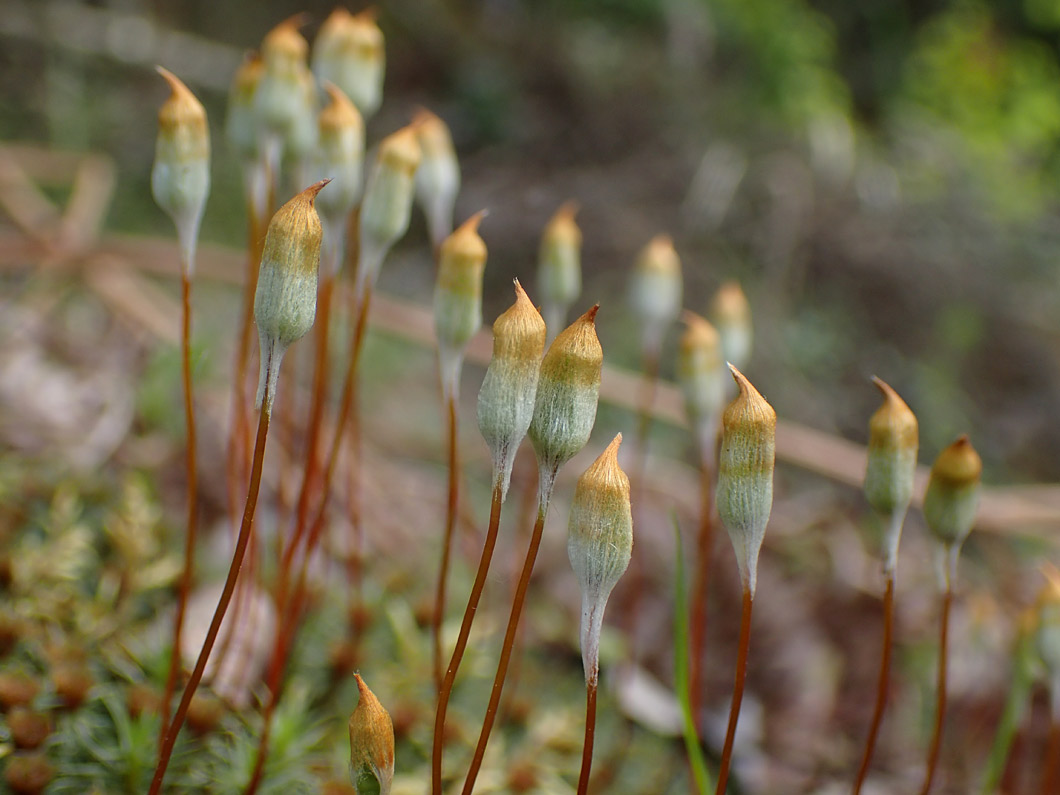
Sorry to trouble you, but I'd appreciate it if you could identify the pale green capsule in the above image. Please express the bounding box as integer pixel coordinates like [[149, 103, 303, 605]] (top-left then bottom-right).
[[628, 234, 682, 353], [538, 201, 582, 339], [864, 377, 918, 574], [716, 365, 776, 596], [414, 108, 461, 249], [356, 125, 421, 297], [254, 180, 328, 414], [434, 212, 487, 398], [312, 7, 385, 120], [677, 311, 725, 457], [527, 306, 603, 504], [923, 434, 981, 569], [477, 280, 546, 500], [567, 434, 632, 685], [152, 67, 210, 274], [711, 281, 753, 375]]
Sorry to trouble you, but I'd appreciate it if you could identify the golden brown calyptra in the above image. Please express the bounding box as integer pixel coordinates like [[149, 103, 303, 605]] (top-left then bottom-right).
[[715, 364, 776, 596], [477, 279, 547, 500], [254, 179, 329, 413], [348, 674, 394, 795]]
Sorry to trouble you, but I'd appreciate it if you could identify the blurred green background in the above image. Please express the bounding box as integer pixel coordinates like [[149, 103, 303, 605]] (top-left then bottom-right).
[[6, 0, 1060, 486]]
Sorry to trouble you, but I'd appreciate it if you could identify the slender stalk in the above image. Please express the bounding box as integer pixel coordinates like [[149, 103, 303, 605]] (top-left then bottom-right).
[[674, 513, 712, 795], [853, 573, 896, 794], [432, 393, 460, 692], [1041, 722, 1060, 795], [626, 347, 660, 650], [159, 271, 200, 748], [688, 457, 714, 732], [576, 680, 599, 795], [715, 586, 753, 795], [977, 626, 1033, 794], [226, 202, 267, 533], [149, 397, 272, 795], [462, 471, 557, 795], [920, 587, 953, 795], [432, 484, 504, 795], [277, 273, 335, 608], [281, 285, 371, 576]]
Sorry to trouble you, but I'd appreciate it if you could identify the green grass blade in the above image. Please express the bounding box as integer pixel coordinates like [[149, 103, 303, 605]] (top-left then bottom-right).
[[673, 513, 713, 793], [978, 624, 1034, 794]]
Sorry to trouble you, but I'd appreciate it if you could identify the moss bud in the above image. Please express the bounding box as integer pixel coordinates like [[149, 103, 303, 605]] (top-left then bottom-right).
[[864, 377, 918, 574], [923, 434, 981, 589], [413, 108, 461, 248], [254, 180, 328, 414], [527, 306, 603, 503], [226, 53, 264, 162], [254, 16, 311, 141], [716, 365, 776, 597], [711, 281, 753, 375], [349, 674, 395, 795], [313, 8, 385, 119], [434, 211, 487, 397], [477, 280, 547, 500], [628, 234, 682, 354], [567, 434, 633, 685], [677, 311, 725, 456], [538, 201, 582, 339], [152, 67, 210, 274], [313, 83, 364, 223], [356, 125, 421, 298]]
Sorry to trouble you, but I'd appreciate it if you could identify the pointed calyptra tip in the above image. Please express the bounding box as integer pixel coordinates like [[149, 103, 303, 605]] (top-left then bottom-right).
[[320, 81, 363, 126], [681, 310, 719, 349], [582, 304, 600, 324], [155, 67, 206, 128], [263, 13, 310, 59], [544, 201, 582, 245], [301, 178, 332, 203], [713, 281, 750, 322], [354, 6, 380, 24], [378, 125, 422, 174], [717, 365, 776, 596], [349, 674, 395, 795], [636, 234, 679, 275]]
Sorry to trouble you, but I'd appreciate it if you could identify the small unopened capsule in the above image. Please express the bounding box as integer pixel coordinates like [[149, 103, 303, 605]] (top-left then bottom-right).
[[254, 180, 329, 413], [567, 434, 633, 685], [434, 211, 487, 397], [527, 306, 603, 503], [677, 311, 725, 456], [538, 201, 582, 339], [313, 8, 385, 120], [716, 365, 776, 596], [348, 674, 394, 795], [864, 377, 918, 574], [711, 281, 753, 374], [414, 108, 461, 249], [628, 234, 682, 354], [923, 434, 981, 588], [152, 67, 210, 273], [478, 280, 547, 500]]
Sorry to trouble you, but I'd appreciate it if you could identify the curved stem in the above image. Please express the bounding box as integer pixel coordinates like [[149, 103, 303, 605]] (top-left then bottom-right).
[[577, 680, 599, 795], [853, 573, 895, 794], [279, 275, 335, 606], [715, 587, 753, 795], [432, 484, 504, 795], [159, 272, 199, 748], [462, 479, 555, 795], [1041, 721, 1060, 795], [433, 393, 460, 692], [689, 457, 715, 733], [626, 347, 660, 655], [920, 587, 953, 795], [226, 201, 267, 535], [150, 401, 272, 795]]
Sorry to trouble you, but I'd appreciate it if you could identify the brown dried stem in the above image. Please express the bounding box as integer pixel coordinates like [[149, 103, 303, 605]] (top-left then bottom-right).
[[715, 586, 753, 795], [853, 572, 896, 793], [920, 587, 953, 795]]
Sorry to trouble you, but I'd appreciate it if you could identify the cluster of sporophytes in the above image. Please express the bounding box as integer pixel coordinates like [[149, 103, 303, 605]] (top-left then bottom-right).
[[7, 8, 1060, 795]]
